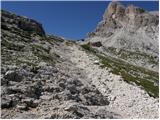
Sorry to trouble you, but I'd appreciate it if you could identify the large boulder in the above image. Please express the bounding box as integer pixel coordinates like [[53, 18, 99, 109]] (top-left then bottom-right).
[[1, 97, 12, 108], [91, 41, 102, 47], [4, 70, 23, 82]]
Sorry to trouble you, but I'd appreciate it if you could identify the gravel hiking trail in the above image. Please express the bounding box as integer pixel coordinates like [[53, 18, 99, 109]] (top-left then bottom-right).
[[62, 43, 159, 119]]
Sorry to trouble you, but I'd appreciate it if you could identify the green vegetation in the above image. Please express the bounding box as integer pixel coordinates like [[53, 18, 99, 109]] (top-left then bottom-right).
[[11, 28, 31, 40], [1, 24, 10, 30], [32, 44, 50, 53], [81, 43, 96, 54], [1, 39, 25, 51], [104, 47, 158, 65], [138, 8, 145, 13], [37, 53, 55, 64], [46, 35, 64, 45], [31, 44, 56, 65], [65, 41, 75, 46], [81, 44, 159, 98], [16, 59, 37, 67]]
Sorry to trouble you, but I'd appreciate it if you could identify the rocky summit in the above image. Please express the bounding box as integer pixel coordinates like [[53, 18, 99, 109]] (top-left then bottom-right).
[[1, 1, 159, 119], [86, 1, 159, 72]]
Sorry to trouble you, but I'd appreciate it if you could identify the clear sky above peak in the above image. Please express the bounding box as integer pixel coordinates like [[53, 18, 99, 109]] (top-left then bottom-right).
[[2, 1, 159, 40]]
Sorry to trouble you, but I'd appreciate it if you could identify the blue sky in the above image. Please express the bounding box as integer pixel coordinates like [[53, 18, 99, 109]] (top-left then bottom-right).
[[1, 1, 159, 40]]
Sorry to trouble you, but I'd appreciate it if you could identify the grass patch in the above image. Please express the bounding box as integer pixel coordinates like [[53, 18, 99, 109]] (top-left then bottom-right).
[[104, 47, 158, 65], [9, 27, 32, 40], [16, 59, 37, 67], [32, 44, 50, 53], [31, 44, 56, 65], [1, 39, 25, 51], [64, 41, 76, 46], [81, 43, 96, 54]]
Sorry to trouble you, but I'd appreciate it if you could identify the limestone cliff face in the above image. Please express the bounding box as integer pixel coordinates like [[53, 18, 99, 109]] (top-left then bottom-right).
[[103, 1, 125, 19], [102, 2, 158, 27], [86, 1, 159, 71]]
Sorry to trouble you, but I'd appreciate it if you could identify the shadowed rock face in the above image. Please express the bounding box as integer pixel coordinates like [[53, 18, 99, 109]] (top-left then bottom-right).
[[91, 41, 102, 47], [1, 10, 45, 36]]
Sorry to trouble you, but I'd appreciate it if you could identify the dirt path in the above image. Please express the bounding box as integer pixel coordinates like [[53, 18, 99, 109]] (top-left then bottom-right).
[[65, 44, 159, 119]]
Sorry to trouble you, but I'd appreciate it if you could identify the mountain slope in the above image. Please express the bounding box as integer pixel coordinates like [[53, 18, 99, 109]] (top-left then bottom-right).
[[1, 6, 159, 119], [1, 10, 113, 119]]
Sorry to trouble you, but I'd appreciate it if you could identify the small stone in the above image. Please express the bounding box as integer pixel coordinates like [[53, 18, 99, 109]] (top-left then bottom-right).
[[38, 62, 47, 67], [40, 95, 53, 100], [110, 96, 116, 101], [59, 82, 66, 89], [20, 63, 28, 69], [17, 104, 28, 110], [30, 99, 40, 108], [94, 60, 99, 64], [22, 98, 34, 106]]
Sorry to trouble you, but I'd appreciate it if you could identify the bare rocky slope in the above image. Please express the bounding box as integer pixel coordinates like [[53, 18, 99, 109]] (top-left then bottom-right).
[[1, 3, 159, 119], [85, 1, 159, 72]]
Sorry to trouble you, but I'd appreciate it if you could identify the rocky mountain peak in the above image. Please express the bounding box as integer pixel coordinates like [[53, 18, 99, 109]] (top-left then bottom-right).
[[125, 4, 145, 15], [103, 1, 146, 21], [103, 1, 125, 19], [86, 1, 159, 72]]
